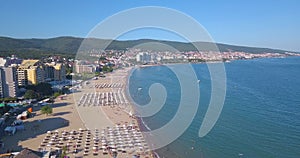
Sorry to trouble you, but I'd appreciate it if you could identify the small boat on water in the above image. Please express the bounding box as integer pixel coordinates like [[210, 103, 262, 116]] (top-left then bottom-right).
[[138, 87, 142, 91]]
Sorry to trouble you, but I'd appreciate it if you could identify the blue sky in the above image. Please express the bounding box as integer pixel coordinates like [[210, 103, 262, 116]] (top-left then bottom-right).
[[0, 0, 299, 51]]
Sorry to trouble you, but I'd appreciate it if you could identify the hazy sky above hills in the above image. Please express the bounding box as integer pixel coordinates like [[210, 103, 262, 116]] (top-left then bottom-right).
[[0, 0, 299, 51]]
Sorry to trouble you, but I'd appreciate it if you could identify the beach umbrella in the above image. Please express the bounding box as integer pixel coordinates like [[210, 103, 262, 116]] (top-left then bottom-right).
[[136, 143, 142, 146], [40, 144, 46, 147], [120, 148, 127, 153], [93, 137, 99, 140], [103, 149, 108, 154], [109, 144, 116, 149], [93, 146, 98, 150], [44, 137, 49, 141]]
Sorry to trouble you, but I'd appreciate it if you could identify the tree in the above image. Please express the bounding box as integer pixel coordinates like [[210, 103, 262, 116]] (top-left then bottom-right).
[[60, 146, 67, 158], [41, 105, 53, 116], [53, 92, 61, 98], [27, 82, 53, 96], [102, 66, 113, 72], [24, 90, 38, 99], [0, 97, 17, 102], [66, 66, 73, 75], [35, 83, 53, 96]]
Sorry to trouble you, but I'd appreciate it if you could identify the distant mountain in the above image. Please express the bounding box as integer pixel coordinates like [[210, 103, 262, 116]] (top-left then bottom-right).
[[0, 36, 296, 58]]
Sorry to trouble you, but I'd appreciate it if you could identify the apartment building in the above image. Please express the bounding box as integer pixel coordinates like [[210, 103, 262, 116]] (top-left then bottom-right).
[[45, 62, 66, 81], [17, 60, 45, 86], [0, 67, 18, 98]]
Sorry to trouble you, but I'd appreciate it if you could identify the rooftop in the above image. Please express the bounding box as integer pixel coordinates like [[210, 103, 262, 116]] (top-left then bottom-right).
[[20, 60, 39, 68], [15, 148, 43, 158]]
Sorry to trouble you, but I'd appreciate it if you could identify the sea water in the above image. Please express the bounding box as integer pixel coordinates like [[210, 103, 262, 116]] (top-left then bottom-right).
[[128, 57, 300, 158]]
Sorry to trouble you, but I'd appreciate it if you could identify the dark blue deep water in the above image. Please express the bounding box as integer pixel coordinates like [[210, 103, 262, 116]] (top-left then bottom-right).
[[128, 57, 300, 158]]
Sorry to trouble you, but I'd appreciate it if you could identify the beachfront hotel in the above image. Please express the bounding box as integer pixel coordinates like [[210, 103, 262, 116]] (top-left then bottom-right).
[[45, 62, 66, 81], [16, 60, 66, 86], [0, 67, 18, 98], [74, 61, 96, 73], [17, 60, 45, 86]]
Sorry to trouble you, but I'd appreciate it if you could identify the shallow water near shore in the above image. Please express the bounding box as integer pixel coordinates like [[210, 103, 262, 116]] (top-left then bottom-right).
[[128, 57, 300, 158]]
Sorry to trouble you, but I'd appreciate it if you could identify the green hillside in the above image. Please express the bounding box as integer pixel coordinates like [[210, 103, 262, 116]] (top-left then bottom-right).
[[0, 36, 296, 59]]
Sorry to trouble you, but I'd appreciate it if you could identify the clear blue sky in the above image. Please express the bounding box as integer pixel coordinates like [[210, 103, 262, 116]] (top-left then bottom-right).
[[0, 0, 299, 51]]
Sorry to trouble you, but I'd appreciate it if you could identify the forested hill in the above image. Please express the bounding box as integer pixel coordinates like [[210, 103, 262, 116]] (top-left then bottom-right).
[[0, 36, 296, 59]]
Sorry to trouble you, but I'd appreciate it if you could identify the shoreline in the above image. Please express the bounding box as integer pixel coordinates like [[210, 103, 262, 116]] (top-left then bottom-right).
[[76, 67, 154, 157], [123, 67, 160, 158], [135, 55, 300, 69], [122, 67, 158, 158]]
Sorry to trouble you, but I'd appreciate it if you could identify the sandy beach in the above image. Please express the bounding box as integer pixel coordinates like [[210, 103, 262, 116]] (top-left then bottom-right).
[[0, 67, 153, 158], [73, 67, 153, 157], [0, 95, 85, 153]]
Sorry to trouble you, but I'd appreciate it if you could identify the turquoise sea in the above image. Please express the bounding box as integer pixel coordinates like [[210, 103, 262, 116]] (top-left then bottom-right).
[[128, 57, 300, 158]]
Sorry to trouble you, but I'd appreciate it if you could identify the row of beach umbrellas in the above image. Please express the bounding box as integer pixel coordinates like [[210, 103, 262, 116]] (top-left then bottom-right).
[[39, 125, 150, 157], [77, 91, 129, 107], [95, 83, 124, 89]]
